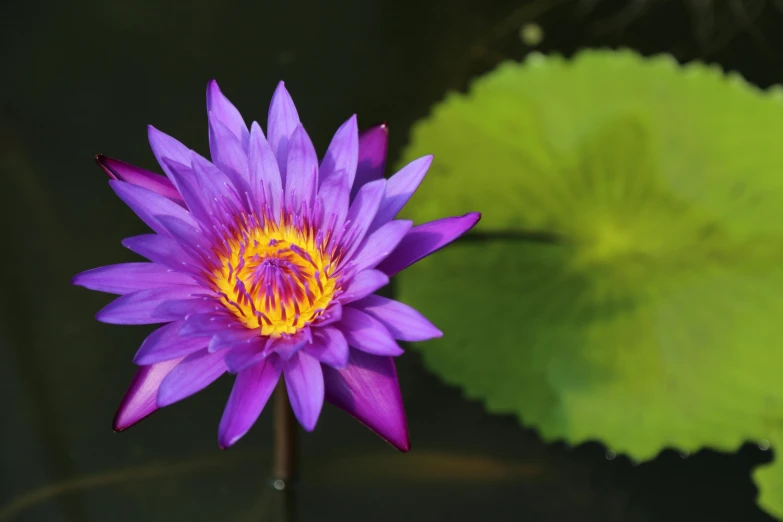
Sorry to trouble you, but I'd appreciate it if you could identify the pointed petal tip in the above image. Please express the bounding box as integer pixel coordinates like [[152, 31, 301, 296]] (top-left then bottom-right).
[[112, 410, 147, 432], [112, 400, 152, 432], [393, 435, 411, 452], [273, 80, 289, 96], [364, 122, 388, 132], [94, 153, 112, 175], [71, 272, 86, 287], [217, 434, 240, 450]]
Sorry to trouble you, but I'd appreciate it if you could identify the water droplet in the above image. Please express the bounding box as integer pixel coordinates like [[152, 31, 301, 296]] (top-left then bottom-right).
[[273, 479, 286, 491], [519, 23, 544, 46], [759, 439, 771, 451], [605, 450, 616, 460], [679, 450, 690, 458]]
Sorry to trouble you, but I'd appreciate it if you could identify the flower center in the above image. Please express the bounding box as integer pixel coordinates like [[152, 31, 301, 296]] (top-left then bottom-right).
[[211, 214, 337, 337]]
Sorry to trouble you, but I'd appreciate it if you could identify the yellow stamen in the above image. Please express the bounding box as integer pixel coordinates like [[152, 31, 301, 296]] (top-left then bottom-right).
[[211, 215, 337, 337]]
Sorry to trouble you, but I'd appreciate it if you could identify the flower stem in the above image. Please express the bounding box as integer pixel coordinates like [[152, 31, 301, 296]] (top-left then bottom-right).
[[273, 381, 297, 481], [270, 381, 297, 521]]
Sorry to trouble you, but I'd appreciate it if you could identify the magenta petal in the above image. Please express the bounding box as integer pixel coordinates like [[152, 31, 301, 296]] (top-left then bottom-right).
[[377, 213, 481, 277], [370, 156, 432, 232], [285, 125, 318, 212], [122, 234, 195, 271], [134, 320, 210, 365], [323, 349, 409, 451], [353, 295, 442, 342], [157, 349, 228, 407], [218, 357, 282, 448], [336, 307, 403, 356], [96, 286, 202, 325], [110, 180, 197, 237], [224, 338, 267, 373], [206, 79, 250, 150], [305, 327, 349, 369], [96, 155, 184, 206], [320, 115, 359, 190], [340, 270, 389, 303], [248, 121, 282, 218], [113, 356, 185, 431], [267, 81, 300, 180], [72, 263, 196, 295], [350, 220, 413, 274], [283, 351, 324, 431], [353, 124, 388, 200]]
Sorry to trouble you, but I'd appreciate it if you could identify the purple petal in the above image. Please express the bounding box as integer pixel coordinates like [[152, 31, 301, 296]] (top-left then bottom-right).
[[305, 327, 349, 369], [113, 356, 185, 431], [338, 179, 386, 258], [180, 312, 240, 337], [154, 215, 218, 266], [317, 169, 350, 231], [352, 124, 388, 200], [96, 155, 184, 206], [151, 296, 223, 321], [377, 213, 481, 277], [317, 301, 343, 327], [224, 338, 267, 373], [283, 351, 324, 431], [218, 357, 282, 449], [134, 320, 210, 365], [206, 80, 250, 150], [96, 286, 202, 325], [208, 111, 251, 202], [110, 180, 197, 237], [248, 121, 282, 219], [336, 307, 403, 356], [319, 115, 358, 190], [267, 81, 300, 181], [72, 263, 196, 295], [191, 154, 246, 220], [159, 157, 213, 228], [285, 125, 318, 212], [265, 329, 311, 360], [157, 349, 228, 407], [353, 295, 442, 342], [208, 328, 260, 352], [340, 270, 389, 303], [350, 220, 413, 274], [323, 349, 409, 451], [370, 156, 432, 232], [122, 234, 196, 271], [147, 126, 193, 193]]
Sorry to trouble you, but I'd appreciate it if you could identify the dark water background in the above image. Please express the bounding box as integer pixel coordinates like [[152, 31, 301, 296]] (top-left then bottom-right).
[[2, 0, 783, 520]]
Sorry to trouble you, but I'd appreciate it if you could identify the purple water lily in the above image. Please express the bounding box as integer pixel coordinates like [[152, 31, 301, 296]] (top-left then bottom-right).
[[73, 80, 479, 450]]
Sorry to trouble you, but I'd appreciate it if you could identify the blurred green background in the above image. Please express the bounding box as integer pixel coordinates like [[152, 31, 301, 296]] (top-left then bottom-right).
[[3, 0, 783, 521]]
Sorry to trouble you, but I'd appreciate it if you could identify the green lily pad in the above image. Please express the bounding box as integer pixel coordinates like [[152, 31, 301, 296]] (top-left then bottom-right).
[[397, 50, 783, 518]]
